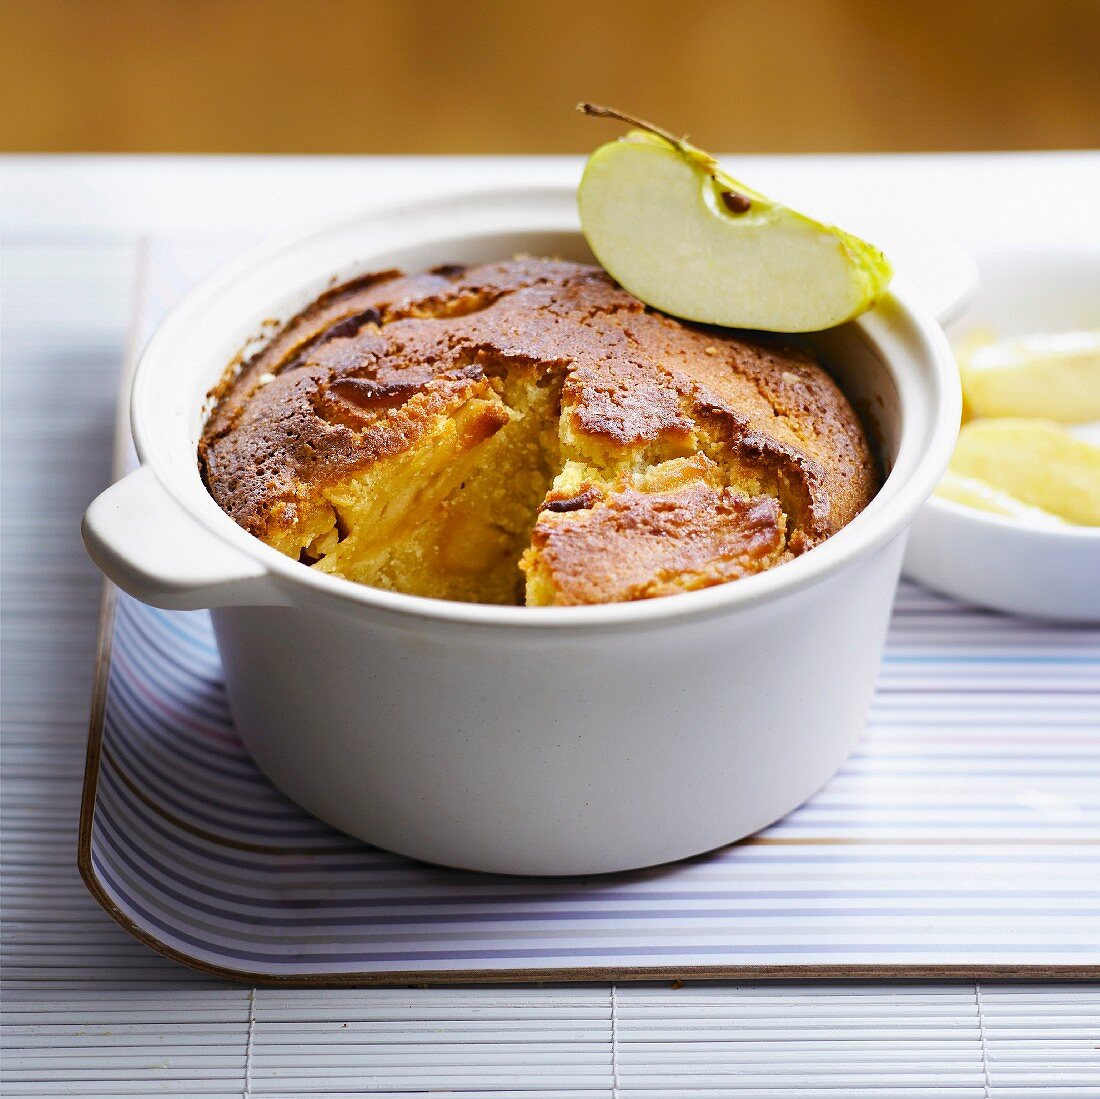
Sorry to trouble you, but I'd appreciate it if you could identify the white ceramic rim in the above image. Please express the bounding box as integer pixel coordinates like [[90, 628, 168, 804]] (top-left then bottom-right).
[[130, 185, 962, 630]]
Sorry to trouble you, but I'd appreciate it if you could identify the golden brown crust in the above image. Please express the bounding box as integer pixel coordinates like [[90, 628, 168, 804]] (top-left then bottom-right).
[[200, 258, 878, 600], [528, 477, 787, 605]]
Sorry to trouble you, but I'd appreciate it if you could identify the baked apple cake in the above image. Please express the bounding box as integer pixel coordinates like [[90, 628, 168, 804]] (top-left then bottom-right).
[[200, 259, 878, 606]]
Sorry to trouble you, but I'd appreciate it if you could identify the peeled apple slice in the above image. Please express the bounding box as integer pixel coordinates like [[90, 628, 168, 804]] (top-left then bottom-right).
[[945, 419, 1100, 527], [956, 329, 1100, 423], [935, 469, 1067, 526]]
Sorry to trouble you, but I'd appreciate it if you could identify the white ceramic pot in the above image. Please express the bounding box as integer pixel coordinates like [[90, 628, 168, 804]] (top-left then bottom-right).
[[82, 187, 960, 875]]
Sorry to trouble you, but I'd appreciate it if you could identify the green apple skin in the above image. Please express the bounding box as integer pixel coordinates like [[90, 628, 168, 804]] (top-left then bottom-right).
[[578, 132, 893, 333]]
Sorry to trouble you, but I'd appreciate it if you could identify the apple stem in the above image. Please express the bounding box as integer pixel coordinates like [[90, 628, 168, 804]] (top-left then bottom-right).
[[576, 102, 685, 150]]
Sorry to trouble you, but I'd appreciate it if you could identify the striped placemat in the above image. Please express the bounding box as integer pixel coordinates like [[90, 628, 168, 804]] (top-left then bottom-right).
[[79, 572, 1100, 982]]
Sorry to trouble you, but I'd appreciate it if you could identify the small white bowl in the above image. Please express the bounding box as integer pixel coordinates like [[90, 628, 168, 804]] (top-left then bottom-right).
[[904, 245, 1100, 622]]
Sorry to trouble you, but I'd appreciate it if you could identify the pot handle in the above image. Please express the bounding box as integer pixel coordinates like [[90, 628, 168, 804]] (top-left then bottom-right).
[[82, 466, 289, 610]]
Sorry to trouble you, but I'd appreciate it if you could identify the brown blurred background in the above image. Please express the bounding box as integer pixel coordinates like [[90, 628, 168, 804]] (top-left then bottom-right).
[[2, 0, 1098, 154]]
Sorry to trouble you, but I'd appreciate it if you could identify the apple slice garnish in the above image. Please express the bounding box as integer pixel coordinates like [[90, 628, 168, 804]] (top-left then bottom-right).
[[577, 104, 893, 333]]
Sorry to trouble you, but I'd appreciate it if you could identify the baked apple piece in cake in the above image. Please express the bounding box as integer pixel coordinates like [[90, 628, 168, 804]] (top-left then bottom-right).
[[199, 259, 877, 606]]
